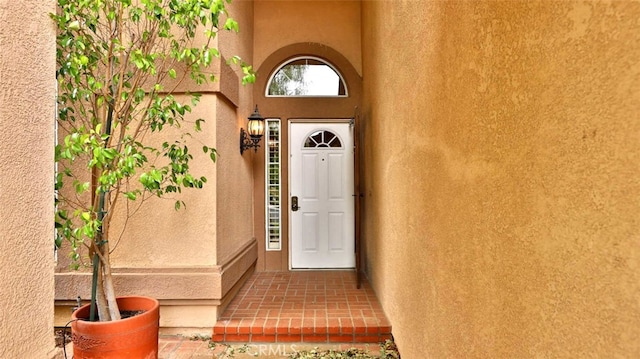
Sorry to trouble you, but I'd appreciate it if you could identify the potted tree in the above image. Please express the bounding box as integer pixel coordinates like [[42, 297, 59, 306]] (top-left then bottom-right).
[[52, 0, 254, 357]]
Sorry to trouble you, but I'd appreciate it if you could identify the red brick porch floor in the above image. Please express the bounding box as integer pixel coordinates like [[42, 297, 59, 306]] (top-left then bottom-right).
[[213, 271, 392, 343]]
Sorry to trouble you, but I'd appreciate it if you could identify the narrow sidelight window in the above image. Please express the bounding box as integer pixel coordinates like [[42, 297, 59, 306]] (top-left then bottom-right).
[[265, 119, 281, 250]]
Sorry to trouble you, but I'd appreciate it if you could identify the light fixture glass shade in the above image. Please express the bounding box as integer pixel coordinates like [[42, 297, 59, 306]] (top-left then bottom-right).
[[247, 118, 264, 137]]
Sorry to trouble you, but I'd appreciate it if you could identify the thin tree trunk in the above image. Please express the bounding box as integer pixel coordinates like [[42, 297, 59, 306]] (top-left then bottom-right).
[[100, 242, 121, 321], [95, 262, 111, 321]]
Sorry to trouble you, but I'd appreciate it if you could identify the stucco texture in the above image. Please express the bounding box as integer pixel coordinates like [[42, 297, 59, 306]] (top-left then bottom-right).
[[94, 0, 257, 270], [108, 95, 220, 268], [0, 0, 57, 357], [217, 0, 256, 265], [253, 0, 362, 75], [55, 0, 257, 332], [361, 1, 640, 358]]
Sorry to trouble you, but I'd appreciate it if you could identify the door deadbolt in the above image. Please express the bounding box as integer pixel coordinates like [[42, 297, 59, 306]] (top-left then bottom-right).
[[291, 196, 299, 211]]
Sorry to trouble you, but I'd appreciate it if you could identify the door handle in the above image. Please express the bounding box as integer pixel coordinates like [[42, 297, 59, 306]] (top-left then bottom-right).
[[291, 196, 300, 211]]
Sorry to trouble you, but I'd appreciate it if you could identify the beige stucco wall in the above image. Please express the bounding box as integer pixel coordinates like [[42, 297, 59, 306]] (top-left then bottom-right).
[[55, 0, 257, 333], [0, 0, 58, 357], [361, 1, 640, 358], [216, 0, 256, 268], [105, 95, 219, 269], [253, 0, 362, 75]]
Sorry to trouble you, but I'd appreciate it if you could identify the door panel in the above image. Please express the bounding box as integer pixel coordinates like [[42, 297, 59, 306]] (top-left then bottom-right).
[[302, 154, 319, 198], [290, 122, 354, 269], [302, 213, 319, 250], [328, 213, 344, 250], [328, 154, 343, 198]]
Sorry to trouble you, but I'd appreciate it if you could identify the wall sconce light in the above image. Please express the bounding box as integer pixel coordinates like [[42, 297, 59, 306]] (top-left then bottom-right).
[[240, 105, 265, 154]]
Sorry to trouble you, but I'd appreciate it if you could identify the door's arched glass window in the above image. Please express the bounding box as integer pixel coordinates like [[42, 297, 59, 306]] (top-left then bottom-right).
[[267, 57, 347, 97], [304, 130, 343, 148]]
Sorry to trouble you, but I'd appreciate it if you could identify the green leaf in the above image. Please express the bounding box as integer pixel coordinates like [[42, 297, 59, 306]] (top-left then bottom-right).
[[168, 68, 177, 79], [68, 20, 80, 30], [223, 18, 239, 32], [74, 181, 90, 194]]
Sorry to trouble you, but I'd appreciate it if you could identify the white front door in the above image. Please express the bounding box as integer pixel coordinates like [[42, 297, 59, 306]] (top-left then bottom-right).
[[290, 121, 355, 269]]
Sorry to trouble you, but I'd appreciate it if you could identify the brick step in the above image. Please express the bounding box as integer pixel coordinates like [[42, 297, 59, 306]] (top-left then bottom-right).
[[213, 318, 392, 343], [213, 271, 392, 344]]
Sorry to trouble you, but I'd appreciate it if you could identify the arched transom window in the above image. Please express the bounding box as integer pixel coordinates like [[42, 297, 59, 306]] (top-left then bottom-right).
[[267, 57, 347, 97], [304, 130, 343, 148]]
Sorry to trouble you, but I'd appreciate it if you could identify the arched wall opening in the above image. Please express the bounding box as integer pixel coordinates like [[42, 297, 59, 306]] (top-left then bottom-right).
[[252, 42, 362, 271]]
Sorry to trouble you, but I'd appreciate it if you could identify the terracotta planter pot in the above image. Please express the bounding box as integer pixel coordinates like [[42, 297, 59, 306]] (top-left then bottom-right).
[[71, 296, 160, 359]]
